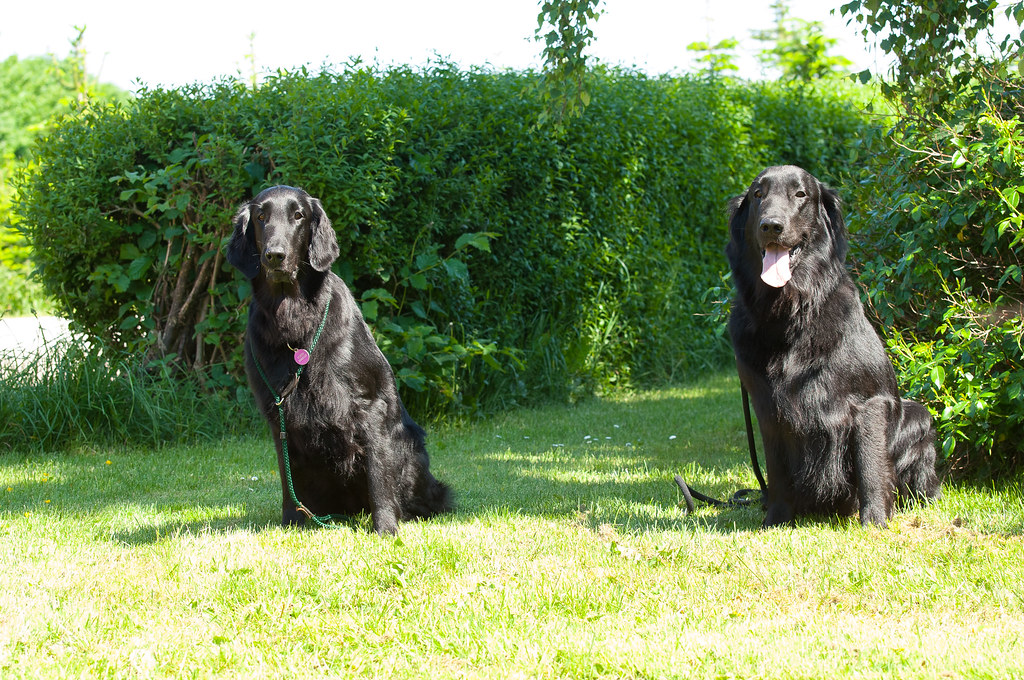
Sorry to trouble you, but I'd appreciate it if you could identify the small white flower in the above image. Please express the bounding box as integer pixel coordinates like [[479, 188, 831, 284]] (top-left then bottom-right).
[[669, 435, 677, 440]]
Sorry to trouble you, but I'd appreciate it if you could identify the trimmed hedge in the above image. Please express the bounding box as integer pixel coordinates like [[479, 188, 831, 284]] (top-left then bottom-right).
[[14, 64, 873, 418]]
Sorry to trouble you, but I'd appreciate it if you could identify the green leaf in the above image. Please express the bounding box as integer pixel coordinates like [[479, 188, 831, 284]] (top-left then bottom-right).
[[408, 273, 429, 290], [119, 243, 142, 260], [127, 256, 154, 280], [243, 161, 266, 182], [414, 251, 440, 271], [167, 147, 191, 163], [362, 288, 398, 307], [999, 265, 1022, 288], [455, 232, 493, 253], [481, 352, 503, 371], [442, 258, 469, 282], [138, 230, 158, 250]]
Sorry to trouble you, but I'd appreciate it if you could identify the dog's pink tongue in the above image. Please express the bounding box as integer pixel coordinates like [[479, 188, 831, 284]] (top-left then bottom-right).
[[761, 244, 792, 288]]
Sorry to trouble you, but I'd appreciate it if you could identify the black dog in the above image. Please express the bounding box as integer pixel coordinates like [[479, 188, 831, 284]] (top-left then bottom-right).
[[226, 185, 453, 534], [727, 165, 941, 527]]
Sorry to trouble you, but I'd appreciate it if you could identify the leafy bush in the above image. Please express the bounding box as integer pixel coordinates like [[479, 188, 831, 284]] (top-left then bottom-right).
[[851, 88, 1024, 476], [1, 52, 125, 317], [14, 63, 873, 425], [840, 0, 1024, 476]]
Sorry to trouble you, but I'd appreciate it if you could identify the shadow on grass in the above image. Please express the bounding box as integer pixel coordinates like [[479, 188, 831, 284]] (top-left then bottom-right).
[[428, 374, 769, 534], [0, 375, 761, 539], [7, 372, 1010, 541]]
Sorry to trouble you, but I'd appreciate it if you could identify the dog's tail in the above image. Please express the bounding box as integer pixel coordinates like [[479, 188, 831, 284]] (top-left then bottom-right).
[[408, 474, 454, 519], [894, 398, 942, 505]]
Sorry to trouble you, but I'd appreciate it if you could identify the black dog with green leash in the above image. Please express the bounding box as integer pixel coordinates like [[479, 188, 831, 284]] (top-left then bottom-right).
[[227, 185, 453, 534]]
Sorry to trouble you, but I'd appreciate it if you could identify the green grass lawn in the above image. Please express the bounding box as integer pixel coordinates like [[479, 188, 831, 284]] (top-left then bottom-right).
[[2, 372, 1023, 678]]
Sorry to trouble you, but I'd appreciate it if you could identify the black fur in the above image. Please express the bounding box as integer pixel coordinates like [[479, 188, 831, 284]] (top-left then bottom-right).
[[726, 166, 941, 527], [226, 185, 453, 534]]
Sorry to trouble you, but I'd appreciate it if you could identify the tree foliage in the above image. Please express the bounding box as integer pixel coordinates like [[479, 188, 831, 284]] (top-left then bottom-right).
[[686, 39, 741, 79], [753, 0, 852, 81], [841, 0, 1024, 475], [843, 0, 1023, 111], [534, 0, 603, 125]]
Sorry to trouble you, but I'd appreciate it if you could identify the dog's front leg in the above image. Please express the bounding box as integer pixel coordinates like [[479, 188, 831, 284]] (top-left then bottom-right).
[[366, 447, 400, 535], [851, 397, 896, 527], [761, 429, 796, 528], [274, 435, 306, 527]]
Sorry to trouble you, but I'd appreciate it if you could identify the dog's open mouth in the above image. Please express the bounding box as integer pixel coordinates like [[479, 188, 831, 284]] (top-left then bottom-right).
[[760, 244, 800, 288]]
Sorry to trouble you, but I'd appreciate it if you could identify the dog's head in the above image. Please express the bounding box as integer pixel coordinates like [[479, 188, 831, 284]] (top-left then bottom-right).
[[727, 165, 847, 289], [226, 185, 340, 283]]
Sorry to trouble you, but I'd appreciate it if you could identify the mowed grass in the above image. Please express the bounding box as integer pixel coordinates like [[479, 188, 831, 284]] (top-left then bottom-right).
[[2, 372, 1023, 679]]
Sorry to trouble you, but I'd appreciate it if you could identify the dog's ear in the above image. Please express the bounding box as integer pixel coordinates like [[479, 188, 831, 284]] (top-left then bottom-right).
[[819, 183, 849, 262], [728, 192, 750, 241], [307, 197, 340, 272], [226, 202, 261, 279], [728, 193, 747, 221]]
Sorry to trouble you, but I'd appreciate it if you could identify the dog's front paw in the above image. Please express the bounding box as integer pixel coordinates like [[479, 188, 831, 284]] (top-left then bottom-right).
[[858, 505, 889, 528], [371, 508, 399, 536], [282, 507, 307, 528], [763, 502, 795, 528]]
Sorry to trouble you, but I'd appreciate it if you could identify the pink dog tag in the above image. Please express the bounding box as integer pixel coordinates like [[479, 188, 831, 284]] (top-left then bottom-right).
[[293, 349, 310, 366]]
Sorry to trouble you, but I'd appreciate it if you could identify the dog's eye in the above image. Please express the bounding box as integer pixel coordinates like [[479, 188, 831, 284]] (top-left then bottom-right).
[[795, 191, 807, 198], [753, 189, 763, 199], [256, 212, 266, 222], [293, 211, 303, 221]]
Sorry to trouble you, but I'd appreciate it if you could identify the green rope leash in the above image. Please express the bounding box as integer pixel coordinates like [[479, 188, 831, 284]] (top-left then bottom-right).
[[250, 296, 345, 528]]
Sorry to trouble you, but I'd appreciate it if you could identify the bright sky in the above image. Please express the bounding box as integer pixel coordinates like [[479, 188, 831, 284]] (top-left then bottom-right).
[[3, 0, 882, 93]]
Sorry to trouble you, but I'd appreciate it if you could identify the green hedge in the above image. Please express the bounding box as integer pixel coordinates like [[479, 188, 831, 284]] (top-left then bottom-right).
[[14, 64, 873, 419]]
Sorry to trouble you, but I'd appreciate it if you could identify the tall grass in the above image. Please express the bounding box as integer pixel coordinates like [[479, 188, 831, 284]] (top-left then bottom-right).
[[0, 337, 253, 451]]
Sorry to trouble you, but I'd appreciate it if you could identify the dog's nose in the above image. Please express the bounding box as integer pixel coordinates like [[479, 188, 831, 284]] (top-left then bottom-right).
[[264, 248, 286, 267], [760, 219, 784, 235]]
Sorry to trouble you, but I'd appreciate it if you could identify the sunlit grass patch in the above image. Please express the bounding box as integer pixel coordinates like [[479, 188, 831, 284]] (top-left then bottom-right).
[[2, 372, 1022, 678]]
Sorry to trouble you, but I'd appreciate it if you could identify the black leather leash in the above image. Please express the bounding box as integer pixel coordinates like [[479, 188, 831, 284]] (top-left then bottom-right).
[[673, 385, 768, 514]]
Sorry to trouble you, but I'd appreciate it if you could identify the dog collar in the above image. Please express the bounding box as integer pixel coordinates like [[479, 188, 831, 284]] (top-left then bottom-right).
[[251, 296, 331, 405]]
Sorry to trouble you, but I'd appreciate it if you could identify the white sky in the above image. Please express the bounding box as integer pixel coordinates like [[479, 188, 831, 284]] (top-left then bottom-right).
[[2, 0, 882, 93]]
